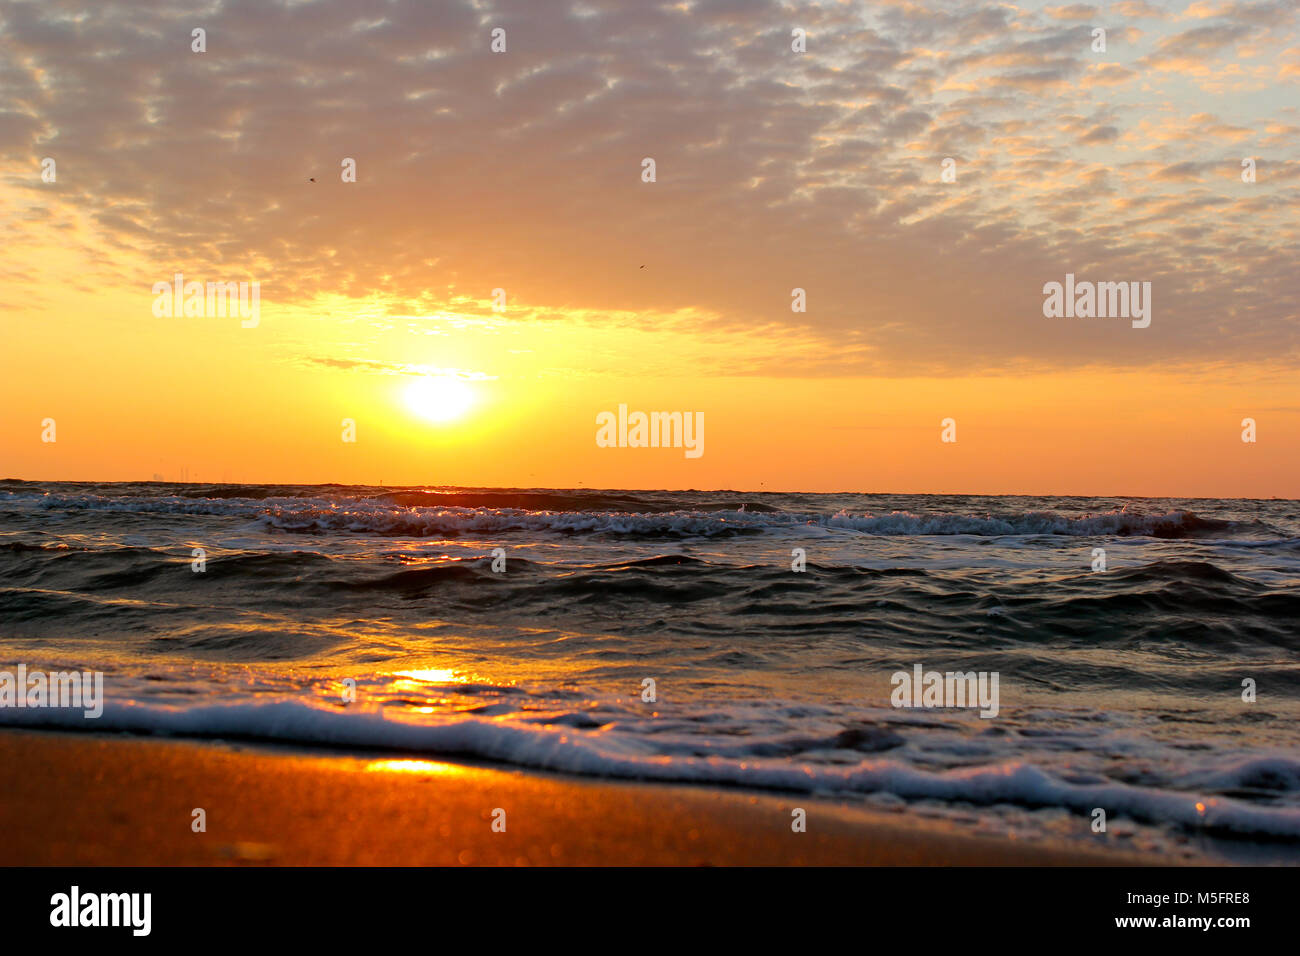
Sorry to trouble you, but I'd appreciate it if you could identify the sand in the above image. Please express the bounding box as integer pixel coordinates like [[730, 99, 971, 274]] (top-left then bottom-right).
[[0, 729, 1150, 865]]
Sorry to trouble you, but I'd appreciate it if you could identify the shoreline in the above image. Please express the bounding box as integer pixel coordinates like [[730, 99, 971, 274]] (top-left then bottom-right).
[[0, 728, 1163, 865]]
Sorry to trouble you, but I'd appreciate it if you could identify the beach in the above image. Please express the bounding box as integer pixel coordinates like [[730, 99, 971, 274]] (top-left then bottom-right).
[[0, 729, 1147, 866], [4, 0, 1300, 887], [2, 483, 1298, 865]]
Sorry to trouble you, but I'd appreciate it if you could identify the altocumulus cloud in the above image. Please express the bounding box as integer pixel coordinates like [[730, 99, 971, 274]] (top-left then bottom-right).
[[1, 0, 1298, 374]]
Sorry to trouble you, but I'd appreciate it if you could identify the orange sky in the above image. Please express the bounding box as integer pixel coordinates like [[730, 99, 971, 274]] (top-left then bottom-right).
[[3, 278, 1294, 496], [2, 0, 1298, 497]]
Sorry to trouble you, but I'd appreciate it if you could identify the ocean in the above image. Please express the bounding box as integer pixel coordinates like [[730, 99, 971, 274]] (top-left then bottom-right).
[[2, 481, 1297, 862]]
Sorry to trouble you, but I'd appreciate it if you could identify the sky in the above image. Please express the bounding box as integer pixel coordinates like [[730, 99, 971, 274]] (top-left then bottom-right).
[[1, 0, 1297, 495]]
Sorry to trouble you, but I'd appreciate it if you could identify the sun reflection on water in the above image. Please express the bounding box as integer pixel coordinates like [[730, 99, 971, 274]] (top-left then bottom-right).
[[394, 668, 459, 683], [364, 759, 459, 775]]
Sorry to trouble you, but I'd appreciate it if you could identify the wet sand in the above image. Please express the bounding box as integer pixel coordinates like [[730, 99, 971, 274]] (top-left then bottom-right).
[[0, 729, 1151, 865]]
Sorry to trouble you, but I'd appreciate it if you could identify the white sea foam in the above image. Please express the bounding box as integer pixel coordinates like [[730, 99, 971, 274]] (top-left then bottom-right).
[[2, 696, 1298, 840]]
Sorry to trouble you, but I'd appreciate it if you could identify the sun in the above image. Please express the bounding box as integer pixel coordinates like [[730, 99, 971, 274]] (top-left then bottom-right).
[[404, 377, 475, 423]]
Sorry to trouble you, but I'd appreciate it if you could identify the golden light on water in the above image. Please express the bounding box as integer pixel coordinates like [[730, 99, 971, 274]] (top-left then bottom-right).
[[364, 759, 459, 775], [404, 377, 475, 423], [394, 668, 459, 683], [390, 668, 468, 704]]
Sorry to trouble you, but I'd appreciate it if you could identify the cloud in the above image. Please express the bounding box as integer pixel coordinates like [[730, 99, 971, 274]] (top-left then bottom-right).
[[0, 0, 1297, 376], [1078, 124, 1120, 144], [1046, 5, 1099, 22], [303, 356, 495, 379], [1109, 1, 1168, 19]]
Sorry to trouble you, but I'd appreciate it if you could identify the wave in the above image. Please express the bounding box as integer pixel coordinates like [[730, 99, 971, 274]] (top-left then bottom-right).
[[3, 698, 1298, 841], [2, 482, 781, 513], [11, 491, 1272, 538], [374, 490, 784, 513]]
